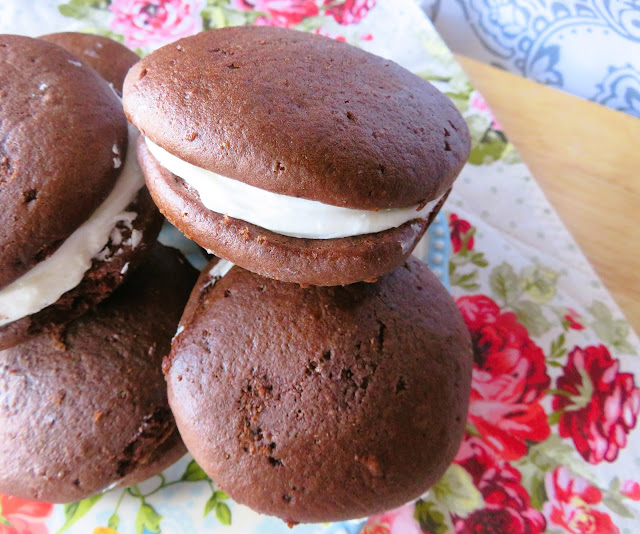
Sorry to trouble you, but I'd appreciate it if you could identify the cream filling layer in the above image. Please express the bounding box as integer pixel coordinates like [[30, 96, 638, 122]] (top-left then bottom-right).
[[146, 139, 443, 240], [0, 123, 145, 327], [208, 258, 234, 280]]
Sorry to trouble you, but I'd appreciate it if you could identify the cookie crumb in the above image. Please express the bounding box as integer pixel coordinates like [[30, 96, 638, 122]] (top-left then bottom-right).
[[356, 454, 383, 478]]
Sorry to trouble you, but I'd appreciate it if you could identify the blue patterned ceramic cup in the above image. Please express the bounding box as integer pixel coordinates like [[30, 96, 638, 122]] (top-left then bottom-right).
[[421, 0, 640, 118]]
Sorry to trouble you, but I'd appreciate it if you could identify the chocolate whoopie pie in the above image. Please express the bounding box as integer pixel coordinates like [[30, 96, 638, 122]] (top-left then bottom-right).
[[124, 26, 470, 286], [0, 35, 163, 349], [40, 32, 139, 94], [0, 244, 197, 503], [165, 257, 473, 523]]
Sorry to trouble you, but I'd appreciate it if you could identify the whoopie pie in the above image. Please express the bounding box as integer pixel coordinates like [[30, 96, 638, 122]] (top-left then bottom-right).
[[40, 32, 140, 94], [165, 256, 473, 523], [124, 26, 470, 286], [0, 244, 197, 502], [0, 35, 162, 349]]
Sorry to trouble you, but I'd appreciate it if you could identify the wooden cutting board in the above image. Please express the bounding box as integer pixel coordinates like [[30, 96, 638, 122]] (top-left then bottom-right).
[[457, 55, 640, 334]]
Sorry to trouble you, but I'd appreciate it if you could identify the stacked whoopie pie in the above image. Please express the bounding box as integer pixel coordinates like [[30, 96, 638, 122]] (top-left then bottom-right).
[[0, 34, 197, 501], [123, 26, 475, 524]]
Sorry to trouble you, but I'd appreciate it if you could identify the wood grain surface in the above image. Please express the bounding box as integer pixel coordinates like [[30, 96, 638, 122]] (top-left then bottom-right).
[[456, 55, 640, 334]]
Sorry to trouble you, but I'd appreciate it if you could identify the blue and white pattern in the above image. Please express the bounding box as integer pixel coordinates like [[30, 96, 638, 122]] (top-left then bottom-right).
[[420, 0, 640, 118]]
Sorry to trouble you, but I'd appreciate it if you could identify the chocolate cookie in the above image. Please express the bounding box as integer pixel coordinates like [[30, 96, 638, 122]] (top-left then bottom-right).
[[124, 26, 470, 285], [0, 244, 198, 503], [166, 257, 473, 523], [0, 35, 163, 349], [40, 32, 139, 94]]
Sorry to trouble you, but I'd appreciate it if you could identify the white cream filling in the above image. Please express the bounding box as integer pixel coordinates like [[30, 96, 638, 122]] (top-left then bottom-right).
[[0, 123, 145, 327], [146, 139, 444, 240], [208, 258, 234, 280]]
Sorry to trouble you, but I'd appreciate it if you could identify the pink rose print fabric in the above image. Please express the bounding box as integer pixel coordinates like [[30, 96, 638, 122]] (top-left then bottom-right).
[[363, 505, 422, 534], [0, 495, 53, 534], [544, 467, 619, 534], [454, 437, 546, 534], [457, 295, 551, 460], [553, 345, 640, 464], [231, 0, 318, 27], [110, 0, 203, 48], [449, 213, 475, 254], [323, 0, 376, 25], [620, 480, 640, 501]]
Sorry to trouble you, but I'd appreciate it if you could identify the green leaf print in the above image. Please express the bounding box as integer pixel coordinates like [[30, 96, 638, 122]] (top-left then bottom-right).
[[547, 409, 562, 425], [465, 114, 491, 145], [414, 499, 450, 534], [489, 263, 519, 305], [515, 460, 548, 511], [450, 270, 481, 291], [609, 477, 621, 492], [181, 459, 209, 482], [519, 265, 558, 304], [57, 494, 103, 534], [549, 333, 567, 360], [513, 300, 553, 337], [449, 221, 489, 291], [520, 435, 596, 484], [215, 502, 232, 525], [204, 494, 217, 518], [108, 512, 120, 529], [58, 0, 96, 20], [470, 252, 489, 268], [0, 502, 10, 527], [431, 464, 484, 518], [135, 503, 162, 534], [588, 301, 637, 355], [0, 513, 13, 528], [202, 6, 228, 28], [468, 131, 509, 165], [203, 489, 232, 523], [444, 84, 474, 113], [413, 465, 484, 533], [602, 495, 635, 519], [464, 111, 509, 165]]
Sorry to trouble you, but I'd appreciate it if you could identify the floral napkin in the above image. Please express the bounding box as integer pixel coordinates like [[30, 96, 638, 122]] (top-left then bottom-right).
[[0, 2, 639, 534]]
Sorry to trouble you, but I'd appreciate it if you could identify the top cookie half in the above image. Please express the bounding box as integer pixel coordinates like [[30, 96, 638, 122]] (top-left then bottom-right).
[[123, 26, 469, 211]]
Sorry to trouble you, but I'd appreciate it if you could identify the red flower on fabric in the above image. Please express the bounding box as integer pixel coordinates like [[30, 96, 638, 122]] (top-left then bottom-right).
[[553, 345, 640, 464], [621, 480, 640, 501], [456, 295, 551, 460], [363, 504, 420, 534], [563, 308, 585, 331], [0, 495, 53, 534], [109, 0, 203, 48], [323, 0, 376, 25], [360, 524, 391, 534], [544, 466, 619, 534], [454, 437, 546, 534], [449, 213, 474, 254], [232, 0, 319, 27]]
